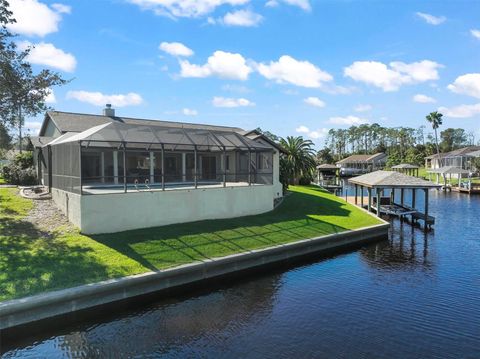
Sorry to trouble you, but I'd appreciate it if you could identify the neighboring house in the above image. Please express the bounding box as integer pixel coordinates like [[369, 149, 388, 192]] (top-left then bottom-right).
[[31, 105, 284, 234], [425, 146, 480, 170], [336, 153, 387, 176]]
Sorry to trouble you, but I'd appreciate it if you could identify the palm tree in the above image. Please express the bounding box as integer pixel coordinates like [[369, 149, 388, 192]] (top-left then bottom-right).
[[426, 111, 443, 167], [279, 136, 316, 185]]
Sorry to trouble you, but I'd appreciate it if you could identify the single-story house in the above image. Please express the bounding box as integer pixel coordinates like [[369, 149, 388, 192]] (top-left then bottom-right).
[[336, 153, 387, 176], [31, 105, 284, 234], [425, 146, 480, 170]]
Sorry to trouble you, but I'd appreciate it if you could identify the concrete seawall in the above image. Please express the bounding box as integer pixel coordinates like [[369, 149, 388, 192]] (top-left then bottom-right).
[[0, 223, 389, 331]]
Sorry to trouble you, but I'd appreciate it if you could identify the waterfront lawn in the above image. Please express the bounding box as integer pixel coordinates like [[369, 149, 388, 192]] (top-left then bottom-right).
[[0, 186, 382, 301], [419, 167, 480, 185]]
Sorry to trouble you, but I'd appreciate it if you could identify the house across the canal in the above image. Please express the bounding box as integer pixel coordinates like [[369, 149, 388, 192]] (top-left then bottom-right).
[[30, 105, 284, 234], [336, 153, 387, 176], [425, 146, 480, 170]]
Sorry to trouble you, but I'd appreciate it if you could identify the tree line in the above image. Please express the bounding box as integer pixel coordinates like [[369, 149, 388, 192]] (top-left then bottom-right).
[[260, 111, 477, 189], [320, 121, 476, 167]]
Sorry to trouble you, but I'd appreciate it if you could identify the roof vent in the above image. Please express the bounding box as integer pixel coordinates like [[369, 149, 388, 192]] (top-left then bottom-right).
[[103, 104, 115, 117]]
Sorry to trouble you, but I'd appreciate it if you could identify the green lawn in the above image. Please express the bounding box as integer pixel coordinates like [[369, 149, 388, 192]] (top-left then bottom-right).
[[0, 185, 382, 301], [418, 167, 480, 185]]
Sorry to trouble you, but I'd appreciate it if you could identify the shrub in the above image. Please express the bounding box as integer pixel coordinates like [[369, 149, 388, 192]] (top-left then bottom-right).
[[1, 152, 37, 185], [13, 152, 34, 169]]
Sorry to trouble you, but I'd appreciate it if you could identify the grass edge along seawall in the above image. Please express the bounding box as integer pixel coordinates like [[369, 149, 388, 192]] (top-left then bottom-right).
[[0, 185, 384, 303]]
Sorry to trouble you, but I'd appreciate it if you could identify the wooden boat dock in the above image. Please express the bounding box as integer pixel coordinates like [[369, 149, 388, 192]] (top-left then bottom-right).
[[347, 171, 441, 230]]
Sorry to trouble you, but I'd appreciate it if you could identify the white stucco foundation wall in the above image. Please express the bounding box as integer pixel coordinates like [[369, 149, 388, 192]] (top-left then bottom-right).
[[79, 185, 275, 234], [51, 188, 82, 228], [272, 150, 283, 199]]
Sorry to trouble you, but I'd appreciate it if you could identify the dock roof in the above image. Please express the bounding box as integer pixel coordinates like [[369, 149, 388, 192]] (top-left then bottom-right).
[[348, 170, 441, 189]]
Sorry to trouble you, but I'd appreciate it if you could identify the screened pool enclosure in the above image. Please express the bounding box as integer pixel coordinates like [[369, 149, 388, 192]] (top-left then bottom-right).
[[45, 122, 275, 195]]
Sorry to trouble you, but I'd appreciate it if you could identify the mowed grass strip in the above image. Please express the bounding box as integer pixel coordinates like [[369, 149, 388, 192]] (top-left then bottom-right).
[[0, 185, 382, 301]]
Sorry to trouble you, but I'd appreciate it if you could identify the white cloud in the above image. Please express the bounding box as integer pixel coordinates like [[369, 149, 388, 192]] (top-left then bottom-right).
[[354, 104, 372, 112], [182, 108, 198, 116], [282, 0, 311, 11], [328, 115, 369, 125], [221, 84, 250, 93], [447, 73, 480, 99], [180, 50, 252, 80], [390, 61, 441, 82], [266, 0, 311, 11], [18, 41, 76, 72], [438, 103, 480, 118], [159, 42, 193, 57], [257, 55, 332, 88], [295, 125, 309, 133], [321, 84, 356, 95], [7, 0, 70, 37], [127, 0, 249, 18], [212, 96, 254, 107], [308, 128, 329, 139], [51, 3, 71, 14], [223, 9, 263, 27], [303, 97, 325, 108], [416, 12, 446, 25], [344, 60, 442, 91], [413, 94, 436, 103], [24, 121, 42, 134], [295, 125, 328, 139], [45, 89, 56, 103], [67, 91, 144, 107], [471, 29, 480, 40]]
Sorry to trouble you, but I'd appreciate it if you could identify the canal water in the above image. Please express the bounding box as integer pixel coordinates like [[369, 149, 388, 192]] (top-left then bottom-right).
[[1, 189, 479, 358]]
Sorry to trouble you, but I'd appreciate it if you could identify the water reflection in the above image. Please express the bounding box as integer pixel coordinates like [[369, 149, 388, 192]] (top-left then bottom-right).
[[2, 275, 281, 358], [360, 220, 433, 272]]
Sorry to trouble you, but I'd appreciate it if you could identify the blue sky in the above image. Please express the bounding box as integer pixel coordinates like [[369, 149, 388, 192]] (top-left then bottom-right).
[[7, 0, 480, 146]]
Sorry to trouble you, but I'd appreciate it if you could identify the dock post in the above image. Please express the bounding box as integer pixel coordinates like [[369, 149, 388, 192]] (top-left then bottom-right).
[[360, 185, 364, 208], [411, 188, 417, 224], [400, 188, 404, 205], [367, 188, 372, 212], [376, 188, 381, 217], [424, 188, 429, 230], [354, 184, 358, 205]]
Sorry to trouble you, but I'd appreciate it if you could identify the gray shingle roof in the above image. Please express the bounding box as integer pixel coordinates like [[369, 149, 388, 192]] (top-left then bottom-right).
[[348, 170, 440, 189], [425, 146, 480, 159], [43, 111, 245, 135], [29, 136, 54, 148], [337, 153, 386, 165]]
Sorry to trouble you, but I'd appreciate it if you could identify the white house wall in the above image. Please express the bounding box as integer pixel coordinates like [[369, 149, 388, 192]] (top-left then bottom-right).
[[43, 119, 62, 137], [78, 185, 275, 234], [51, 188, 82, 228], [272, 150, 282, 199]]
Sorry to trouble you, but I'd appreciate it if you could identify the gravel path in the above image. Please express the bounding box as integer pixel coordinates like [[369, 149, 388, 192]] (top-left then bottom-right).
[[25, 197, 75, 234]]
